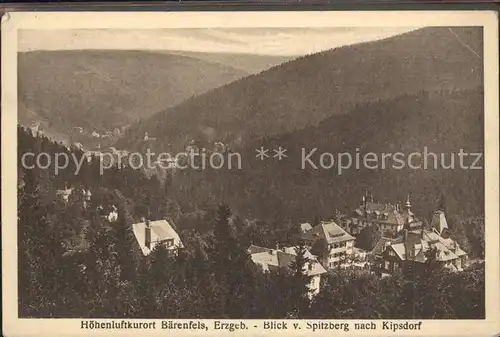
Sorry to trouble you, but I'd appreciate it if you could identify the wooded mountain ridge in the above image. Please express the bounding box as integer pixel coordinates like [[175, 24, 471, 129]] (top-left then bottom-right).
[[117, 27, 483, 153]]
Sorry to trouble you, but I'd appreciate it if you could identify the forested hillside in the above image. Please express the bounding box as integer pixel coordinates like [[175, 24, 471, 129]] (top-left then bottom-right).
[[117, 27, 483, 153], [18, 50, 249, 145], [18, 125, 485, 318], [170, 88, 484, 228]]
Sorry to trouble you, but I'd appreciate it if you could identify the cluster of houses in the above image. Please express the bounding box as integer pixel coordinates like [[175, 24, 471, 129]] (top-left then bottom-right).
[[125, 193, 468, 296], [90, 127, 126, 139], [57, 186, 469, 297], [242, 194, 469, 294], [339, 194, 468, 274], [56, 186, 119, 222]]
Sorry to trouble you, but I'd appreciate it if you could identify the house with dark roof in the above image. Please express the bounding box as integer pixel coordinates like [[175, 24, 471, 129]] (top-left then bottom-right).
[[374, 227, 468, 277], [247, 244, 327, 297], [340, 193, 422, 237], [301, 220, 355, 270]]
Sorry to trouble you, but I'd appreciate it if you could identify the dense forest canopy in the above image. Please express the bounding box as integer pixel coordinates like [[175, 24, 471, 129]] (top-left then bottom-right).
[[170, 88, 484, 228], [17, 126, 485, 318], [117, 27, 482, 153]]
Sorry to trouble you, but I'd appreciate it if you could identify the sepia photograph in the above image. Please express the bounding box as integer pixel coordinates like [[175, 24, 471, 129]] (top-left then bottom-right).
[[2, 10, 499, 337]]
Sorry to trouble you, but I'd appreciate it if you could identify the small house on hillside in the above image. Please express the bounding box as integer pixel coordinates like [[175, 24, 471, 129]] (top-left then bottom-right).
[[56, 187, 74, 203], [132, 219, 184, 256], [247, 244, 327, 297]]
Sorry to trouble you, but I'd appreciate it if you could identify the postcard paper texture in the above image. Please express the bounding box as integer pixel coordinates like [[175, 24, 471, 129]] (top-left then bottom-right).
[[2, 10, 499, 337]]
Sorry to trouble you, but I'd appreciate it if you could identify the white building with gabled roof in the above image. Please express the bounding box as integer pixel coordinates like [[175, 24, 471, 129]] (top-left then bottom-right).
[[247, 244, 327, 297], [301, 220, 355, 269], [132, 219, 184, 256], [56, 186, 74, 203]]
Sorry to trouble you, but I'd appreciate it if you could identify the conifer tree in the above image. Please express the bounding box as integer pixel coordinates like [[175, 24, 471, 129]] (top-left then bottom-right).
[[135, 258, 157, 317], [18, 167, 63, 316], [112, 210, 137, 281], [310, 238, 329, 265], [288, 241, 312, 317]]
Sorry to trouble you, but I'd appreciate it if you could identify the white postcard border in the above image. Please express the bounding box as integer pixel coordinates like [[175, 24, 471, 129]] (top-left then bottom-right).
[[2, 10, 499, 337]]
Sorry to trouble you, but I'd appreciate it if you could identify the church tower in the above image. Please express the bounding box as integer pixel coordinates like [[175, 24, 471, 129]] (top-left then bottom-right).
[[404, 194, 412, 211], [402, 194, 415, 228]]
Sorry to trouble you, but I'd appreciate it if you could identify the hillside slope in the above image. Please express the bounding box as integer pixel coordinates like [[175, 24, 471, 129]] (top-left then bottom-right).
[[158, 50, 295, 74], [117, 27, 482, 152], [18, 50, 249, 145], [171, 88, 484, 225]]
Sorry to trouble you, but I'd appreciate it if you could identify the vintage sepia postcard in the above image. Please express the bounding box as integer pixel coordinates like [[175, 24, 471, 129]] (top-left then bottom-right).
[[2, 10, 499, 337]]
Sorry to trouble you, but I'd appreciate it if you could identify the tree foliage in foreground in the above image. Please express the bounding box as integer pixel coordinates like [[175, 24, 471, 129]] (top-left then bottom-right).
[[17, 127, 485, 319], [18, 191, 485, 319]]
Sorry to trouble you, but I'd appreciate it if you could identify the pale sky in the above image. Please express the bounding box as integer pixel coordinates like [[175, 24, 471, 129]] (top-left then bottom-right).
[[19, 27, 419, 56]]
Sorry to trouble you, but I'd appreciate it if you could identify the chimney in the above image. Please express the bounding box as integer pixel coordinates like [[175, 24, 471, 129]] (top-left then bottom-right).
[[145, 219, 152, 250], [409, 246, 415, 258]]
